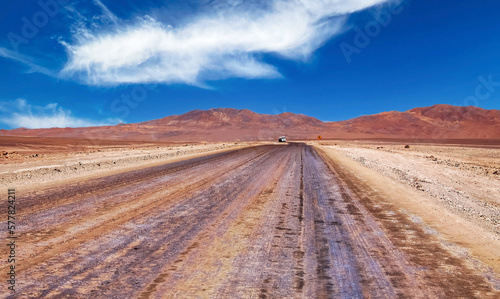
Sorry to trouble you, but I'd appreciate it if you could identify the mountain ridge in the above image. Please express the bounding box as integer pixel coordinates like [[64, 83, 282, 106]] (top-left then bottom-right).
[[1, 104, 499, 141]]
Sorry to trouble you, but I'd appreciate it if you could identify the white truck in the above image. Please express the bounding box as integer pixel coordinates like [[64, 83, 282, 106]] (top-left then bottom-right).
[[278, 136, 287, 142]]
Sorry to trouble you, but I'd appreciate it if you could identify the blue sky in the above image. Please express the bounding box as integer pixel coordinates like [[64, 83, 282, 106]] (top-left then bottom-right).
[[0, 0, 499, 129]]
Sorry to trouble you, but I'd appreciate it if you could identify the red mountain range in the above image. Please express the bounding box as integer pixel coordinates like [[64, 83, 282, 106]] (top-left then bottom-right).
[[1, 104, 499, 142]]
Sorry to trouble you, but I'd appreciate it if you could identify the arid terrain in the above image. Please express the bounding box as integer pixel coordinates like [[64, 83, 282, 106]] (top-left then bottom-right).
[[1, 137, 499, 298], [2, 104, 499, 141], [1, 0, 498, 294]]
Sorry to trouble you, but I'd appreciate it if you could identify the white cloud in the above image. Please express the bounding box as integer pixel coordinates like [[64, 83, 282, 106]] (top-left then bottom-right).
[[61, 0, 392, 86], [0, 99, 122, 129]]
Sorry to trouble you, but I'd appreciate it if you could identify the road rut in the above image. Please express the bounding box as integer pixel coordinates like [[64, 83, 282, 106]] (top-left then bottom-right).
[[3, 144, 498, 298]]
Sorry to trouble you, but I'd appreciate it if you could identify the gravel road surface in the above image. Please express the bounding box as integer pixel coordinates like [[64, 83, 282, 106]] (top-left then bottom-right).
[[3, 143, 498, 298]]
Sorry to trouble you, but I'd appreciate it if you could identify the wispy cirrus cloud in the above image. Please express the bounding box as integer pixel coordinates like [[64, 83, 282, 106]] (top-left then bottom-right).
[[92, 0, 118, 25], [0, 99, 122, 129], [61, 0, 392, 86], [0, 47, 56, 77]]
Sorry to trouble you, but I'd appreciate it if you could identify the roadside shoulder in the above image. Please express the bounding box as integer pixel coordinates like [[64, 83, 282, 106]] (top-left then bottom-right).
[[314, 145, 500, 275], [1, 144, 253, 193]]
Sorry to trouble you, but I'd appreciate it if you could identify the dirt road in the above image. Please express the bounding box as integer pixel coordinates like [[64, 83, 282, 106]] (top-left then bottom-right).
[[4, 143, 499, 298]]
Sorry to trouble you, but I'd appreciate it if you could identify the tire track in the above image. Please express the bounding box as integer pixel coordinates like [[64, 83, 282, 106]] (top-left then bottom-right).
[[11, 145, 287, 297], [5, 143, 499, 298], [11, 146, 276, 274], [315, 145, 500, 298]]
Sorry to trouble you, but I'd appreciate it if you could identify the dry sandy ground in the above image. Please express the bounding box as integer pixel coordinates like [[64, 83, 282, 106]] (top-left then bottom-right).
[[1, 137, 499, 298], [314, 140, 500, 276], [0, 136, 253, 191]]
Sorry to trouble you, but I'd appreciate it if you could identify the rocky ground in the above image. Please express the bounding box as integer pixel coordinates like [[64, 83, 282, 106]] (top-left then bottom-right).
[[3, 143, 499, 298], [1, 137, 499, 297], [319, 141, 500, 234], [0, 137, 253, 190], [316, 140, 500, 278]]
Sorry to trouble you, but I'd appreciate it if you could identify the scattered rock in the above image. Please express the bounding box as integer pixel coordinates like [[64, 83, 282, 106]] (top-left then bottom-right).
[[404, 145, 410, 149]]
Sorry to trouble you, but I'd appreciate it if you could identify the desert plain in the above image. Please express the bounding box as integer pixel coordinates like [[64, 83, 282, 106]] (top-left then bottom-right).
[[1, 136, 499, 298]]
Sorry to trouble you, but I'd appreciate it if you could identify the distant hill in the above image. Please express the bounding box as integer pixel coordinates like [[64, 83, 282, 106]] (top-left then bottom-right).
[[1, 104, 499, 141], [328, 104, 500, 139]]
